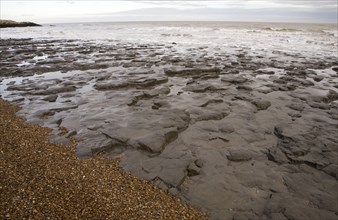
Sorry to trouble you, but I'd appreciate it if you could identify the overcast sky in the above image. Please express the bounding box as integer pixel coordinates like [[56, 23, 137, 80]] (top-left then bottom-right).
[[1, 0, 337, 24]]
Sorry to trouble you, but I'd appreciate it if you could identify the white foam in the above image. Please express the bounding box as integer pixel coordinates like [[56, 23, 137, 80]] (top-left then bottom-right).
[[1, 22, 336, 59]]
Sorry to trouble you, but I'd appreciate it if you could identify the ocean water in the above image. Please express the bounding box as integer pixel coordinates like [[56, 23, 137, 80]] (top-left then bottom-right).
[[1, 21, 337, 58]]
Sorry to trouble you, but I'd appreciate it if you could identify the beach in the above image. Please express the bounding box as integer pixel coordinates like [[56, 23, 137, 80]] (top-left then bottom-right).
[[0, 98, 207, 219], [0, 22, 337, 219]]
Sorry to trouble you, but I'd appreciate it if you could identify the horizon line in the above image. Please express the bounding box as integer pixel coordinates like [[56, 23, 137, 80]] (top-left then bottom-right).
[[31, 20, 338, 25]]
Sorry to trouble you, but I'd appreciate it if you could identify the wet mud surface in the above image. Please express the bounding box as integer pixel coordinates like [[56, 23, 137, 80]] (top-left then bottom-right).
[[1, 38, 338, 219]]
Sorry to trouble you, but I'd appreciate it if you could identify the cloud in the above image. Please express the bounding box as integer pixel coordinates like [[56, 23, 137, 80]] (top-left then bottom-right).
[[2, 0, 336, 23], [88, 6, 337, 23], [128, 0, 338, 10], [111, 0, 338, 13], [52, 0, 336, 23], [125, 0, 336, 5]]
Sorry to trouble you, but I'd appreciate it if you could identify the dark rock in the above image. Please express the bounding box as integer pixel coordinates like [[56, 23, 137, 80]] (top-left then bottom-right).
[[305, 69, 317, 75], [200, 74, 220, 80], [12, 97, 24, 102], [152, 87, 171, 95], [227, 149, 252, 162], [308, 102, 330, 110], [324, 90, 338, 103], [54, 118, 63, 126], [221, 76, 248, 84], [137, 133, 165, 153], [327, 108, 338, 120], [127, 97, 139, 106], [158, 168, 187, 187], [273, 125, 285, 139], [152, 101, 169, 110], [283, 205, 336, 220], [209, 136, 229, 142], [42, 95, 58, 102], [313, 75, 324, 82], [164, 129, 178, 145], [233, 212, 259, 220], [26, 118, 44, 126], [286, 83, 297, 91], [95, 78, 168, 90], [87, 124, 102, 131], [218, 124, 235, 133], [273, 78, 287, 84], [308, 95, 324, 103], [65, 130, 77, 138], [195, 110, 228, 122], [274, 126, 311, 158], [154, 179, 169, 191], [288, 112, 302, 119], [199, 99, 223, 107], [95, 82, 127, 90], [152, 103, 161, 110], [270, 213, 288, 220], [264, 193, 337, 220], [134, 78, 169, 89], [168, 187, 179, 196], [194, 159, 204, 168], [255, 70, 275, 75], [257, 87, 274, 94], [101, 130, 130, 144], [187, 162, 201, 176], [251, 99, 271, 110], [236, 85, 253, 91], [186, 79, 195, 85], [286, 103, 304, 111], [165, 68, 220, 77], [47, 135, 71, 146], [32, 85, 76, 95], [33, 105, 78, 118], [322, 164, 338, 179], [266, 147, 289, 164], [90, 139, 118, 156], [298, 79, 314, 86], [184, 84, 223, 93]]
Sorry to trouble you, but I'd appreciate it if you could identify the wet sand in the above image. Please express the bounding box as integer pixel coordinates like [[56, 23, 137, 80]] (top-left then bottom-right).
[[0, 99, 208, 219]]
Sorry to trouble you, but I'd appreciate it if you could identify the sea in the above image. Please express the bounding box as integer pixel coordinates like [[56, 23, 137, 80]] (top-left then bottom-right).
[[1, 21, 337, 59]]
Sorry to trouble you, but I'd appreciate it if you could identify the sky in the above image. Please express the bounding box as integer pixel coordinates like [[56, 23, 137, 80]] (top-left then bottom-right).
[[1, 0, 337, 24]]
